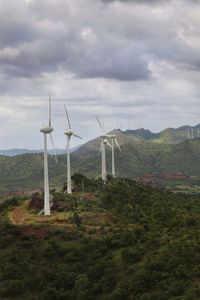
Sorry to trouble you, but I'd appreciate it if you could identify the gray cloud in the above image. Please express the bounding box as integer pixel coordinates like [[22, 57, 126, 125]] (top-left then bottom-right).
[[0, 0, 153, 81], [0, 0, 200, 148], [0, 0, 199, 83]]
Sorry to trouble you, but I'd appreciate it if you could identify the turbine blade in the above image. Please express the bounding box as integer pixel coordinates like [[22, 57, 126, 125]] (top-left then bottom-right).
[[102, 122, 106, 133], [105, 138, 112, 148], [50, 133, 57, 162], [49, 92, 52, 127], [72, 133, 82, 139], [115, 138, 121, 151], [96, 115, 104, 131], [64, 105, 72, 130], [98, 140, 103, 155]]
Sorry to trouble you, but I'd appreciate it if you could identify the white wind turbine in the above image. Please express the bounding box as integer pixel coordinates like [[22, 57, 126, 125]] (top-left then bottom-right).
[[96, 116, 112, 182], [191, 127, 194, 139], [64, 105, 82, 194], [187, 128, 191, 140], [107, 129, 121, 177], [40, 93, 57, 216]]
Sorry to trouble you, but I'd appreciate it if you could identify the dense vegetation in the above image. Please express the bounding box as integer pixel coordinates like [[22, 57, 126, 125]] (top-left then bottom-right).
[[1, 176, 200, 299]]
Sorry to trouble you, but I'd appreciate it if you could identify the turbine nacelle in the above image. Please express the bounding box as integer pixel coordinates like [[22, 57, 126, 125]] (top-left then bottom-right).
[[100, 134, 109, 139], [64, 130, 82, 139], [64, 129, 73, 137], [40, 126, 54, 134]]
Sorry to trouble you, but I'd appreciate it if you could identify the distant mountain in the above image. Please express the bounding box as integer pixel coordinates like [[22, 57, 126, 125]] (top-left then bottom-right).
[[125, 128, 156, 139], [1, 125, 200, 192], [75, 129, 142, 156], [71, 133, 200, 178], [0, 153, 66, 192], [0, 137, 198, 192], [0, 145, 81, 157], [125, 124, 200, 144]]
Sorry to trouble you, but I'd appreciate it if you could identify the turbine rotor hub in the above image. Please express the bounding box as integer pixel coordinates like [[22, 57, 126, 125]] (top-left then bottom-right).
[[65, 130, 73, 136]]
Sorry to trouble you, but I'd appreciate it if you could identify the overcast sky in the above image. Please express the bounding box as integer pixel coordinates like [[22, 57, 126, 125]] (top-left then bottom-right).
[[1, 0, 200, 149]]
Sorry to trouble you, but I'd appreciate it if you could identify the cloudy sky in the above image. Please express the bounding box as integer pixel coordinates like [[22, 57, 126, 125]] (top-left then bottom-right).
[[1, 0, 200, 149]]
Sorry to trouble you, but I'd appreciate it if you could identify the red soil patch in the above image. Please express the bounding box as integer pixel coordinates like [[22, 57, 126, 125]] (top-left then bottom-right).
[[11, 207, 26, 225], [21, 226, 50, 239], [82, 193, 98, 202], [81, 211, 116, 226]]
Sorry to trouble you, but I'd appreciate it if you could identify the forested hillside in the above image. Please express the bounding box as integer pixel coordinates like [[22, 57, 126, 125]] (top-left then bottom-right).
[[1, 137, 200, 192], [1, 177, 200, 299]]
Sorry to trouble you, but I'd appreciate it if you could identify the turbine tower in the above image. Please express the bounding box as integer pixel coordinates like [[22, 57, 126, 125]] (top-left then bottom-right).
[[191, 127, 194, 139], [64, 105, 82, 194], [96, 116, 112, 182], [187, 128, 191, 140], [40, 93, 56, 216], [108, 129, 121, 177]]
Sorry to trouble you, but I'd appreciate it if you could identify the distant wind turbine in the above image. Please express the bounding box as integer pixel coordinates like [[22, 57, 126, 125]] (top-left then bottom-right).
[[187, 128, 191, 140], [191, 127, 194, 139], [107, 129, 121, 177], [96, 116, 112, 182], [64, 105, 82, 194], [40, 93, 57, 216]]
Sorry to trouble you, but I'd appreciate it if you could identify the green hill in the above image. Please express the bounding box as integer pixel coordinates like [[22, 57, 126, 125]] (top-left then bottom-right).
[[0, 154, 66, 192], [125, 124, 200, 144], [1, 177, 200, 299], [150, 126, 191, 144], [71, 138, 200, 177], [1, 130, 200, 192]]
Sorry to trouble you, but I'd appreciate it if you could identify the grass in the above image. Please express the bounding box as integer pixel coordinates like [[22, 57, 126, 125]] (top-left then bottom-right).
[[7, 196, 119, 229], [8, 200, 73, 226]]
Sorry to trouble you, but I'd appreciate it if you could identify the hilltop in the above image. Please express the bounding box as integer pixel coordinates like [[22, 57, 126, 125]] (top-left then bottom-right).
[[125, 124, 200, 144], [1, 177, 200, 299]]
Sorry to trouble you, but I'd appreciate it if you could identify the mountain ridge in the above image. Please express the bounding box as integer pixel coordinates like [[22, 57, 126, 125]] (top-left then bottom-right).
[[125, 123, 200, 144], [0, 145, 81, 156], [1, 123, 200, 192]]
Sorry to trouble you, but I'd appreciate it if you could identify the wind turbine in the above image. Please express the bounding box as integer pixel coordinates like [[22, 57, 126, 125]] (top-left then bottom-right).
[[40, 93, 56, 216], [64, 105, 82, 194], [107, 129, 121, 177], [96, 116, 112, 182]]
